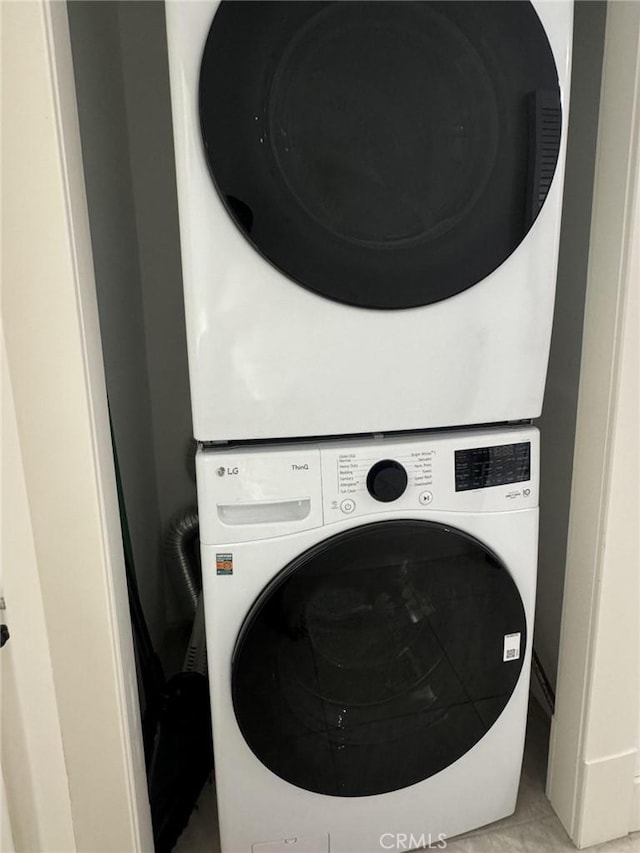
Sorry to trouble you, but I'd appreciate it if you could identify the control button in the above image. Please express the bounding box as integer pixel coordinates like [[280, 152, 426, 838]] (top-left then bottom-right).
[[419, 490, 433, 506], [340, 498, 356, 514], [367, 460, 408, 503]]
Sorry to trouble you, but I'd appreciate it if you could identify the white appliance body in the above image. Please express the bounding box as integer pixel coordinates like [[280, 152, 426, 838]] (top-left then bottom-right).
[[197, 426, 540, 853], [166, 1, 573, 442]]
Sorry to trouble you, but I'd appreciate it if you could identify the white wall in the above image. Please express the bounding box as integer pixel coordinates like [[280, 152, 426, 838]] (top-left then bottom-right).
[[536, 0, 608, 689]]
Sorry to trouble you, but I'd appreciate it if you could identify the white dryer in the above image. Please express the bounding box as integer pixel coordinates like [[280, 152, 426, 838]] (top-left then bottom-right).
[[197, 425, 539, 852], [167, 1, 573, 442]]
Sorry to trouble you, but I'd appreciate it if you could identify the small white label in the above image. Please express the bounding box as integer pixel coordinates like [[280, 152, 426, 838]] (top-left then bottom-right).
[[503, 633, 521, 662]]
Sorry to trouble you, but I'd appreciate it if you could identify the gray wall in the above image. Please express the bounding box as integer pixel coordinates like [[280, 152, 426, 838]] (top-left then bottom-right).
[[536, 0, 608, 688], [117, 2, 196, 531], [68, 1, 195, 654]]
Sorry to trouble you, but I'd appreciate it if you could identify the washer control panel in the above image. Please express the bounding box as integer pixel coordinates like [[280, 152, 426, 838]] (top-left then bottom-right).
[[455, 441, 531, 492], [197, 426, 540, 544], [331, 449, 433, 499], [320, 426, 538, 522]]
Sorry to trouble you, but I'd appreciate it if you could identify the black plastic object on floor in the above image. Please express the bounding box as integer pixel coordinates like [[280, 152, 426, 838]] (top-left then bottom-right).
[[147, 672, 214, 852], [110, 414, 213, 852]]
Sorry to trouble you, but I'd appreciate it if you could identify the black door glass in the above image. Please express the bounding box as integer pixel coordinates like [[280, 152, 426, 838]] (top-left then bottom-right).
[[200, 1, 562, 309], [232, 521, 527, 797]]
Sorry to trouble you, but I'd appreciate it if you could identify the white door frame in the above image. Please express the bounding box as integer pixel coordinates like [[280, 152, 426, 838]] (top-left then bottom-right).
[[2, 326, 76, 851], [546, 1, 640, 847], [2, 1, 153, 849]]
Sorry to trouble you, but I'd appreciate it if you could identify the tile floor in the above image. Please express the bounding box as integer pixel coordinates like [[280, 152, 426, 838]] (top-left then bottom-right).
[[175, 701, 639, 853]]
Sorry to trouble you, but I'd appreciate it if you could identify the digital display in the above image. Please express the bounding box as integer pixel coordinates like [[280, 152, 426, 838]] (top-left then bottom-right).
[[455, 442, 531, 492]]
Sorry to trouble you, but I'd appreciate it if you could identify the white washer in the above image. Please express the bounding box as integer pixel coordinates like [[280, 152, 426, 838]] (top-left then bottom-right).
[[197, 425, 539, 853], [166, 1, 573, 442]]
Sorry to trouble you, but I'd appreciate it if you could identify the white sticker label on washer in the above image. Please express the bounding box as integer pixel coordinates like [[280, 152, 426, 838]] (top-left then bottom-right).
[[503, 633, 521, 662]]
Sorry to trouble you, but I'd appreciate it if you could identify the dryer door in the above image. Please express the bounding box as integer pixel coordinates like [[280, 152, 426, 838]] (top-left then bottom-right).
[[232, 520, 527, 797], [200, 1, 562, 309]]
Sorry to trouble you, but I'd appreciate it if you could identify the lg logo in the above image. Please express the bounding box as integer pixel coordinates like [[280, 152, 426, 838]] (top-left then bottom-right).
[[216, 466, 239, 477]]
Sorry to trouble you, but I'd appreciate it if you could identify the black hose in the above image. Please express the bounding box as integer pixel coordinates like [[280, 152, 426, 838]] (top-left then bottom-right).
[[532, 646, 556, 715], [163, 510, 200, 615]]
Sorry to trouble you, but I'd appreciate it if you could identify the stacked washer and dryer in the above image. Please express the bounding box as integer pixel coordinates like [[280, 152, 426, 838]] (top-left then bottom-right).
[[165, 2, 573, 851]]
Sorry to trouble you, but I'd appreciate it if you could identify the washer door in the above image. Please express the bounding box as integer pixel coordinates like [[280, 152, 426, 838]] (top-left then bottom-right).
[[200, 1, 562, 309], [232, 520, 527, 797]]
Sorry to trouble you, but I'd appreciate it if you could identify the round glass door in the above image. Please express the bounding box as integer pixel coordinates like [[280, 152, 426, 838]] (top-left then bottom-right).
[[200, 1, 562, 309], [232, 520, 527, 797]]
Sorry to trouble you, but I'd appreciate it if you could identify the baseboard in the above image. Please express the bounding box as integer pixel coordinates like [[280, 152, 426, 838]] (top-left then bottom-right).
[[574, 751, 638, 848], [631, 775, 640, 833]]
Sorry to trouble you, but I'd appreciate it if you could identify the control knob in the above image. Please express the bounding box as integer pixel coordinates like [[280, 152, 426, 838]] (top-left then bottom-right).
[[366, 459, 408, 503]]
